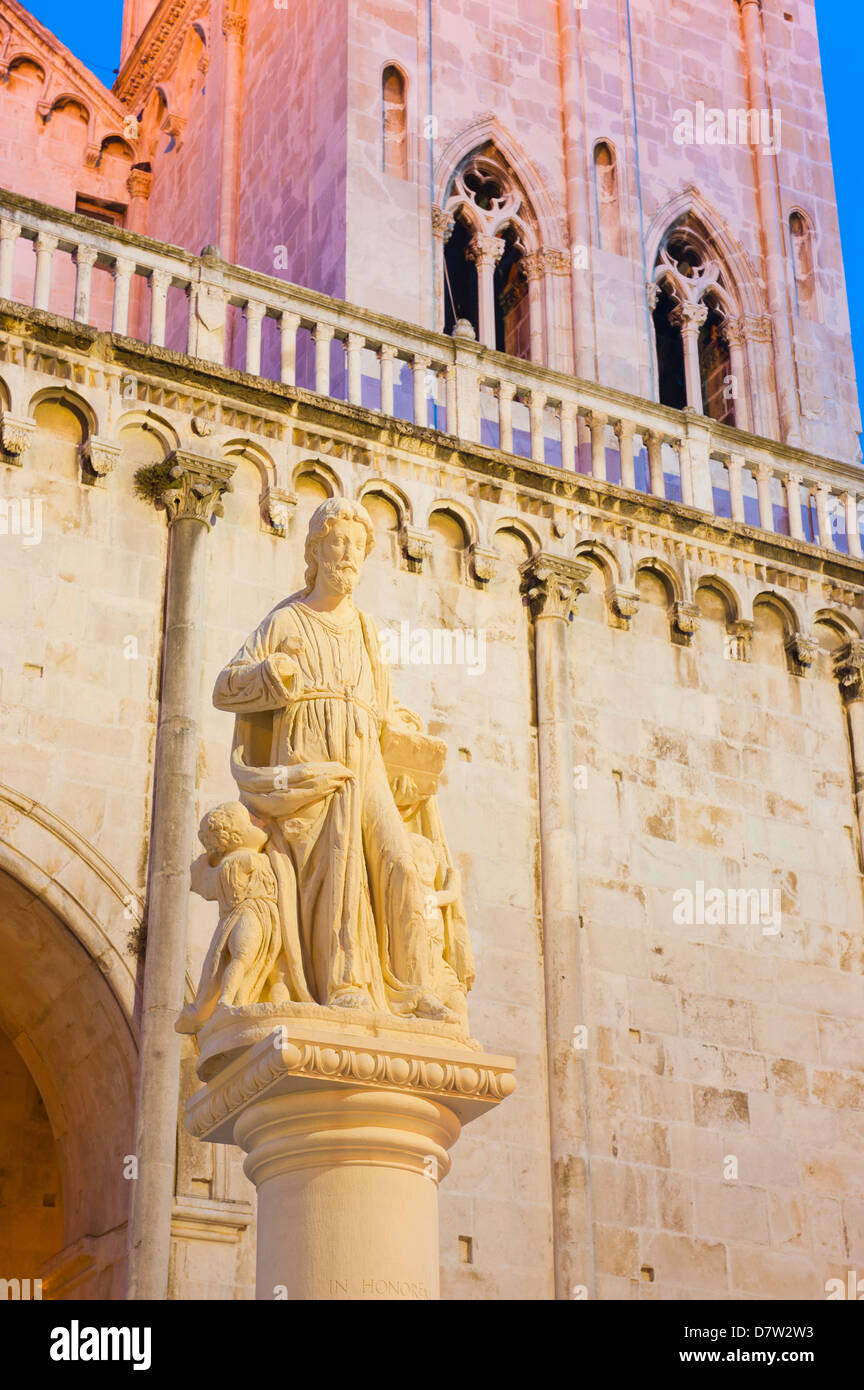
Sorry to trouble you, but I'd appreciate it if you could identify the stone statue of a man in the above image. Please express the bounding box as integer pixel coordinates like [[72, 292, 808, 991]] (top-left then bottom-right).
[[209, 497, 474, 1023]]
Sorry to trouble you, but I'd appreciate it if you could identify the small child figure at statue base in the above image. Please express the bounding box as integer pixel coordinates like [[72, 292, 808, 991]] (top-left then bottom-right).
[[409, 830, 468, 1020], [177, 801, 282, 1034]]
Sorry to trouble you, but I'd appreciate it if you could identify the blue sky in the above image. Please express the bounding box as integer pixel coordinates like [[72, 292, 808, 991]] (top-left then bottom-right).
[[23, 1, 864, 440]]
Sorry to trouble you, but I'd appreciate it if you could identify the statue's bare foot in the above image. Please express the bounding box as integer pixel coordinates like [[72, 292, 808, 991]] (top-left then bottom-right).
[[412, 991, 458, 1023], [328, 986, 375, 1011]]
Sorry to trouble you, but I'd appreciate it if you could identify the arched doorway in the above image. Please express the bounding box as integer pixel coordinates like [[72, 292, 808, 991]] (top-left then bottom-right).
[[0, 850, 138, 1299]]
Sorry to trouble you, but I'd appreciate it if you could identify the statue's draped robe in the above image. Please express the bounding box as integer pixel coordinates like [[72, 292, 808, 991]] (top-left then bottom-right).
[[213, 597, 438, 1011]]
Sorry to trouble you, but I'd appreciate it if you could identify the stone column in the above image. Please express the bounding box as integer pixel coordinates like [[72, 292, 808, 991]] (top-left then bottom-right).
[[522, 253, 545, 365], [783, 470, 804, 540], [219, 4, 247, 261], [112, 256, 135, 336], [184, 1019, 515, 1300], [614, 420, 636, 489], [148, 268, 171, 348], [519, 553, 594, 1300], [560, 401, 578, 473], [126, 166, 152, 236], [737, 0, 801, 445], [412, 354, 431, 428], [73, 245, 98, 323], [244, 300, 266, 376], [842, 491, 862, 558], [727, 453, 746, 523], [720, 317, 751, 432], [313, 323, 334, 397], [557, 0, 593, 378], [755, 462, 774, 531], [497, 381, 516, 455], [467, 235, 505, 350], [672, 302, 707, 412], [586, 411, 607, 481], [0, 218, 20, 300], [539, 248, 573, 374], [280, 311, 301, 387], [345, 332, 364, 405], [431, 209, 454, 332], [814, 482, 834, 549], [126, 452, 236, 1301], [834, 641, 864, 872], [33, 232, 57, 311], [643, 429, 665, 499]]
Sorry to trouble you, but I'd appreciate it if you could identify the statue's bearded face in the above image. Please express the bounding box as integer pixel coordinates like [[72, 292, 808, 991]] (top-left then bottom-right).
[[315, 518, 368, 594]]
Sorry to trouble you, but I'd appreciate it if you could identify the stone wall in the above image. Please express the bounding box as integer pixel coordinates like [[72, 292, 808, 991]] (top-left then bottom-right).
[[1, 307, 862, 1297]]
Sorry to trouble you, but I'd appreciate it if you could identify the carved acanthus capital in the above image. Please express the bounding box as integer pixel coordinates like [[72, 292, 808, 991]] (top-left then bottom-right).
[[672, 600, 701, 642], [519, 553, 591, 622], [833, 640, 864, 703], [670, 302, 709, 335], [785, 631, 818, 675], [0, 218, 21, 244], [466, 234, 506, 271], [720, 316, 745, 348], [399, 524, 434, 565], [607, 585, 640, 629], [262, 485, 297, 537], [0, 413, 36, 459], [538, 247, 571, 275], [469, 543, 500, 584], [127, 167, 153, 201], [80, 435, 121, 482], [145, 452, 236, 528], [431, 207, 455, 243]]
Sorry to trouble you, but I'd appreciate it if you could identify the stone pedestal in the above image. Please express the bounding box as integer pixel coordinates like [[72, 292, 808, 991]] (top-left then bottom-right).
[[184, 1012, 515, 1300]]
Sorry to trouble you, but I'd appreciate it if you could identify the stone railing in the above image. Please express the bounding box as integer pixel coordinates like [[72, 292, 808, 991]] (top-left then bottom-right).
[[1, 187, 863, 557]]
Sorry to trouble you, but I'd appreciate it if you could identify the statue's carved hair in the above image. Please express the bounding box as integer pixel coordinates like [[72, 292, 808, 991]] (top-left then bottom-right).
[[199, 801, 249, 843], [303, 498, 375, 591]]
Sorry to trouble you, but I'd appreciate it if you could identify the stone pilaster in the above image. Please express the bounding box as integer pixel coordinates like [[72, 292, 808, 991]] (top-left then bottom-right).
[[125, 452, 236, 1301], [519, 553, 594, 1299]]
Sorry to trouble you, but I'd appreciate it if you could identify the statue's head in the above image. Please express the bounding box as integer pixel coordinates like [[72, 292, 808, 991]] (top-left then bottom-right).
[[199, 801, 267, 862], [304, 498, 374, 597]]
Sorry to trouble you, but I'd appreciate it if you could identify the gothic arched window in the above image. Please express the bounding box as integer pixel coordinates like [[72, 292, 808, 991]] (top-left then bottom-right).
[[382, 65, 407, 180]]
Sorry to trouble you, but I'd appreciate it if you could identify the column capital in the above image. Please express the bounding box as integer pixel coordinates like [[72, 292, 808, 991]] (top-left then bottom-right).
[[244, 299, 266, 325], [431, 207, 455, 242], [466, 234, 506, 270], [754, 460, 774, 483], [585, 409, 608, 430], [80, 435, 121, 483], [613, 418, 636, 441], [0, 218, 20, 241], [785, 630, 818, 675], [537, 247, 571, 275], [672, 600, 701, 643], [127, 167, 153, 201], [742, 313, 773, 343], [834, 640, 864, 704], [35, 231, 58, 254], [0, 412, 36, 459], [378, 342, 399, 361], [75, 244, 99, 268], [141, 452, 236, 528], [720, 316, 745, 348], [670, 301, 708, 335], [470, 543, 500, 584], [519, 553, 591, 621]]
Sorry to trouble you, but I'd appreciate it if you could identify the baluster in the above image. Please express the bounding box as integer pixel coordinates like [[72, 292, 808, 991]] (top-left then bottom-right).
[[0, 219, 20, 300], [344, 332, 364, 405], [814, 481, 834, 548], [614, 420, 636, 489], [560, 401, 577, 472], [149, 268, 170, 346], [378, 344, 398, 415], [643, 429, 665, 498], [497, 382, 516, 454], [755, 462, 774, 531], [412, 354, 431, 426], [586, 410, 607, 481], [112, 257, 135, 335], [245, 301, 265, 376], [677, 438, 694, 507], [727, 453, 746, 523], [529, 390, 546, 463], [843, 491, 862, 558], [783, 471, 804, 540], [313, 323, 334, 395], [445, 364, 457, 434], [74, 245, 98, 323], [279, 311, 300, 385], [33, 232, 58, 310]]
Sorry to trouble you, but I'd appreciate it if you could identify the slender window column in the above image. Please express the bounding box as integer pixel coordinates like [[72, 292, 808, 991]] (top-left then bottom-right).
[[33, 232, 58, 311], [466, 234, 505, 350], [0, 218, 20, 299], [727, 453, 746, 523], [720, 317, 751, 431], [755, 462, 774, 531], [671, 302, 707, 412], [784, 471, 805, 540], [842, 491, 862, 558]]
